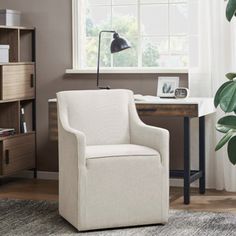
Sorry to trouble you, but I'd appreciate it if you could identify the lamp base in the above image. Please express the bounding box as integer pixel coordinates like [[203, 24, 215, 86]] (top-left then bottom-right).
[[98, 86, 111, 90]]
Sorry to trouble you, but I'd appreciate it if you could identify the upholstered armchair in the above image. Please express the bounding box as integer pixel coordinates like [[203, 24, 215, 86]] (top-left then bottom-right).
[[57, 89, 169, 231]]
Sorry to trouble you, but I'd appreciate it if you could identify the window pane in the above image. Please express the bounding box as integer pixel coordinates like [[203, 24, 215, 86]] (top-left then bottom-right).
[[112, 5, 138, 36], [169, 3, 188, 35], [155, 54, 187, 67], [170, 0, 187, 3], [140, 0, 168, 3], [140, 4, 168, 36], [170, 36, 188, 54], [86, 6, 111, 37], [157, 55, 169, 67], [85, 37, 112, 67], [80, 0, 190, 69], [169, 55, 188, 67], [112, 0, 137, 5], [189, 0, 198, 35], [142, 37, 168, 67], [87, 0, 111, 5], [189, 36, 198, 67], [113, 38, 138, 67]]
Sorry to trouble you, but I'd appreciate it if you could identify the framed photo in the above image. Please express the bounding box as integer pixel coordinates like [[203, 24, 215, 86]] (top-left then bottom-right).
[[157, 77, 179, 98]]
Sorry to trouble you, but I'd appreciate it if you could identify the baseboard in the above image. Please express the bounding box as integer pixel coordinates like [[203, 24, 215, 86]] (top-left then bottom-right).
[[37, 171, 58, 180], [13, 170, 58, 180]]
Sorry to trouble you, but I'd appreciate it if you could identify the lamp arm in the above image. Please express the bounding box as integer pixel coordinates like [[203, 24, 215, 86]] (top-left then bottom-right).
[[97, 30, 116, 89]]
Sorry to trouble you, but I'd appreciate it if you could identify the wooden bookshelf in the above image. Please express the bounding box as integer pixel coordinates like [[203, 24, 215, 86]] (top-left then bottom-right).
[[0, 25, 35, 30], [0, 131, 35, 141], [0, 25, 36, 178]]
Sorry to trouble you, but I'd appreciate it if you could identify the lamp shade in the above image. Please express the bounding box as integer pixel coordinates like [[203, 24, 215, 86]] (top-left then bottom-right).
[[110, 33, 131, 53]]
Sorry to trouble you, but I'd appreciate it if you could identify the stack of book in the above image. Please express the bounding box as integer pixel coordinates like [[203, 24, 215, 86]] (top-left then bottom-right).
[[0, 128, 15, 137]]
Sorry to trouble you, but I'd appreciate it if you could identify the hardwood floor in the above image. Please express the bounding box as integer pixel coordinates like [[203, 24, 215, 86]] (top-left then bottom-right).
[[170, 187, 236, 213], [0, 178, 236, 213], [0, 178, 58, 201]]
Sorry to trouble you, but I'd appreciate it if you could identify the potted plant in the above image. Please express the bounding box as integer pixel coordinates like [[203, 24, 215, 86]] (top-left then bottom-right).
[[214, 0, 236, 164]]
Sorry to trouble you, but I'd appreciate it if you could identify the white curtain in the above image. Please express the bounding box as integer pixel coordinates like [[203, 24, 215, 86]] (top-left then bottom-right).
[[189, 0, 236, 191]]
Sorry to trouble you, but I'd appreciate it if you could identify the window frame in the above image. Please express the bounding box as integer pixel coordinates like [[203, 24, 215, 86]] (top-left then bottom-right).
[[68, 0, 188, 74]]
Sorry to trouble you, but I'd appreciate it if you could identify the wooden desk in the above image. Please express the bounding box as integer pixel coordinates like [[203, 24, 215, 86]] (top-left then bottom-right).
[[48, 97, 215, 204]]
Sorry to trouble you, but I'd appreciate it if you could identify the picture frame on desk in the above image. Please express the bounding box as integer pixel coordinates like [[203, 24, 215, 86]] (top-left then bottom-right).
[[157, 76, 179, 98]]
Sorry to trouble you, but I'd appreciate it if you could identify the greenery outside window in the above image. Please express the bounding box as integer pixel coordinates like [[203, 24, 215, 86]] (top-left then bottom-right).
[[71, 0, 189, 72]]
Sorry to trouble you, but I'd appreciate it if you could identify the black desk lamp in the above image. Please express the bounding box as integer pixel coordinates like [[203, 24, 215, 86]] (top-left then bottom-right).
[[97, 30, 131, 89]]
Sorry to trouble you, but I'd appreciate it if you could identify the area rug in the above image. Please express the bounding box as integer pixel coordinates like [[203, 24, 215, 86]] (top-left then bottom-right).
[[1, 199, 236, 236]]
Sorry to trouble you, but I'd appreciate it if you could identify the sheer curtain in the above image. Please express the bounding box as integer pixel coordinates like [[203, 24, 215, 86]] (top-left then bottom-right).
[[189, 0, 236, 191]]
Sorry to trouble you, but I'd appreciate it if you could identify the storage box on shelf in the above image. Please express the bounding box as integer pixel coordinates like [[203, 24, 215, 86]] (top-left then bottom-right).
[[0, 63, 35, 100], [0, 9, 21, 27], [0, 25, 36, 179], [0, 45, 9, 63]]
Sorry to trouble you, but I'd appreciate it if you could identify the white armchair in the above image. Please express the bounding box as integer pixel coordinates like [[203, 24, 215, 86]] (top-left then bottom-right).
[[57, 89, 169, 231]]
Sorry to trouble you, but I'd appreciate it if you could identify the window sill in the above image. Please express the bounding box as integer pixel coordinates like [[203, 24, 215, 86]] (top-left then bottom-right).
[[65, 68, 188, 74]]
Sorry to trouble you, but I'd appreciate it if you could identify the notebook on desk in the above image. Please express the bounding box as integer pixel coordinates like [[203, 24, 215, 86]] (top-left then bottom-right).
[[134, 94, 161, 102], [134, 94, 184, 102]]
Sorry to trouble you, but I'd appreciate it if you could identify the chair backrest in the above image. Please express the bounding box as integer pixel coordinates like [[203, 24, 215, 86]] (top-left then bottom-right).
[[57, 89, 133, 145]]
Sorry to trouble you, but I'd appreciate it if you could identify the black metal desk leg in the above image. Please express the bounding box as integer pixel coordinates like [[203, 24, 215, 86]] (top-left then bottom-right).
[[34, 168, 37, 179], [199, 116, 206, 194], [184, 117, 190, 204]]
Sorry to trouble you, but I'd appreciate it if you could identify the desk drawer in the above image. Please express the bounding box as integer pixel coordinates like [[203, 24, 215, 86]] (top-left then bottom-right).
[[0, 64, 35, 100], [136, 104, 198, 117], [0, 133, 35, 175]]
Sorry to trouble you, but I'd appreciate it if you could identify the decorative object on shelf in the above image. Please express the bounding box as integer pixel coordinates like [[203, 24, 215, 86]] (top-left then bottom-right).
[[97, 30, 131, 89], [20, 107, 27, 133], [157, 77, 179, 98], [175, 87, 189, 99], [214, 0, 236, 165], [0, 45, 9, 63], [0, 128, 15, 137], [0, 9, 21, 26]]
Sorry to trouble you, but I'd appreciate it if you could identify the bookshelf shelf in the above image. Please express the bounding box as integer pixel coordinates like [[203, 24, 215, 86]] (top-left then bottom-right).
[[0, 25, 36, 179], [0, 25, 35, 30], [0, 131, 35, 141], [0, 97, 35, 104], [0, 62, 35, 66]]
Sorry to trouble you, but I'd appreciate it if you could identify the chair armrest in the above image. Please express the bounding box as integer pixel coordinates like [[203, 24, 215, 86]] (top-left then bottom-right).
[[131, 122, 169, 166], [129, 102, 169, 167], [58, 116, 86, 167], [57, 94, 87, 227]]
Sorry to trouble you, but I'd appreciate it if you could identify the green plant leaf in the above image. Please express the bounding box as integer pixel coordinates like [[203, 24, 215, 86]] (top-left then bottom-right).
[[219, 81, 236, 112], [216, 124, 233, 133], [214, 81, 233, 107], [215, 130, 234, 151], [226, 72, 236, 80], [227, 136, 236, 165], [217, 115, 236, 133], [226, 0, 236, 22]]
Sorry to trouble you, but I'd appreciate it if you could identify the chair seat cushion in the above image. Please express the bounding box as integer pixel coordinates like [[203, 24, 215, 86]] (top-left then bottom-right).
[[86, 144, 160, 159]]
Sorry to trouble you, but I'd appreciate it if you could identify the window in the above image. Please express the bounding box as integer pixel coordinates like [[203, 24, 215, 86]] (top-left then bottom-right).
[[72, 0, 189, 70]]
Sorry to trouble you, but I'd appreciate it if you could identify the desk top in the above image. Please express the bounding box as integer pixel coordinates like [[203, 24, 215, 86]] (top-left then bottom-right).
[[48, 96, 215, 118], [134, 96, 215, 117]]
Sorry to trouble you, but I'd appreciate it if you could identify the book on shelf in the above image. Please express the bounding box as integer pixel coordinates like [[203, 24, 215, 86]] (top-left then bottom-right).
[[0, 128, 15, 137], [20, 107, 27, 133]]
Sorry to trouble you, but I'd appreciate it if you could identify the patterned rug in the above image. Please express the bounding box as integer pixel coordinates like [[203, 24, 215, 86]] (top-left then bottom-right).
[[1, 199, 236, 236]]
